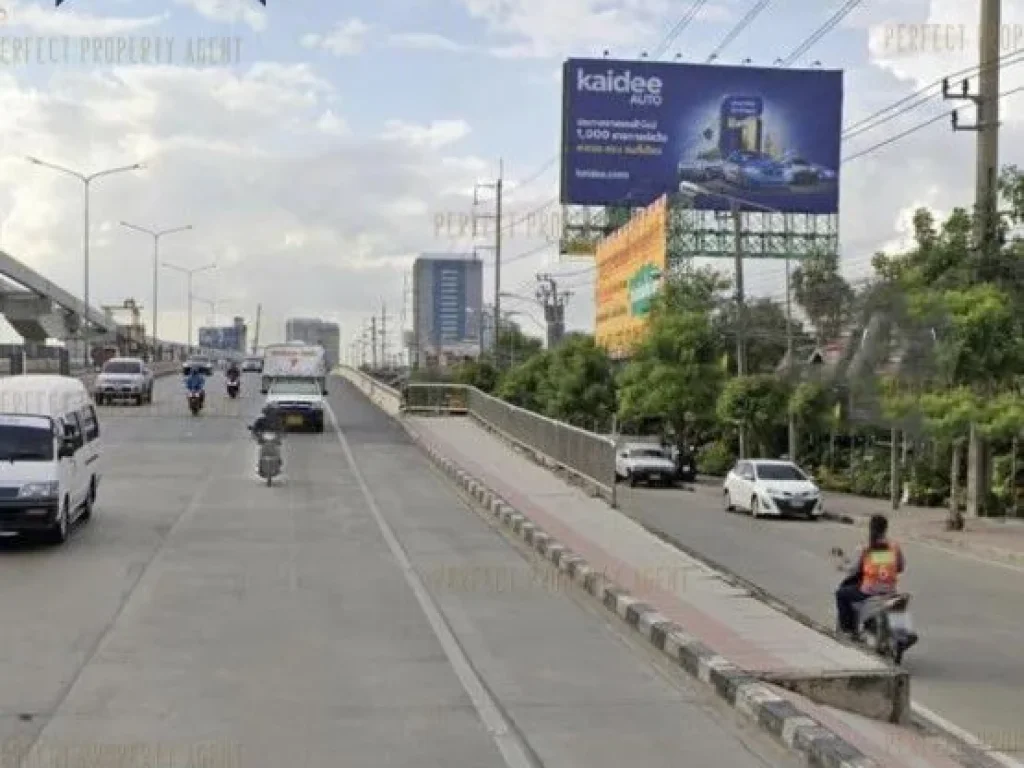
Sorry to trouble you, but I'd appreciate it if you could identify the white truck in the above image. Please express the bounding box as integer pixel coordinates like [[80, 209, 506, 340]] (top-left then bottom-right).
[[260, 343, 327, 394]]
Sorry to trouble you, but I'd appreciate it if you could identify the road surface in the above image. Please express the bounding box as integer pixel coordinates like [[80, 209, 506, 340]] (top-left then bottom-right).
[[0, 374, 800, 768], [617, 481, 1024, 759]]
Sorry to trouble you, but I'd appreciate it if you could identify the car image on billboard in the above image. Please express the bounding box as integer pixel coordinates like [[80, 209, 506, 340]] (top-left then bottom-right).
[[561, 58, 843, 213]]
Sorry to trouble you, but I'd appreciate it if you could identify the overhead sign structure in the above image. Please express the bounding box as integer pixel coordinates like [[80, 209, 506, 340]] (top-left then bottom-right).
[[198, 326, 244, 352], [594, 194, 667, 358], [561, 58, 843, 214]]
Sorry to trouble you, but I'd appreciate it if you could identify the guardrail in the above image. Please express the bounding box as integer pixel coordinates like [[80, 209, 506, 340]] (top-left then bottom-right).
[[339, 367, 617, 505]]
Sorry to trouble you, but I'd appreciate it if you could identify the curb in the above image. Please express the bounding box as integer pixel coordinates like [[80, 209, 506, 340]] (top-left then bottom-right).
[[397, 420, 885, 768]]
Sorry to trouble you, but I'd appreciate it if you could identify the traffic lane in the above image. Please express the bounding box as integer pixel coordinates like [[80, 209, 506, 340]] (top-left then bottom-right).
[[20, 390, 509, 768], [0, 372, 253, 756], [327, 377, 803, 768], [618, 484, 1024, 758]]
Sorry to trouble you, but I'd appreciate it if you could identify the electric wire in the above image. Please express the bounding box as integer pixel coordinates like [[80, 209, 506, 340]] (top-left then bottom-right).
[[706, 0, 773, 62], [779, 0, 865, 67]]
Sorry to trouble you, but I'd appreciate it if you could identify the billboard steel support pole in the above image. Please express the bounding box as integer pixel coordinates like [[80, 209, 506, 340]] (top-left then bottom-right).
[[732, 202, 747, 459], [785, 215, 796, 462]]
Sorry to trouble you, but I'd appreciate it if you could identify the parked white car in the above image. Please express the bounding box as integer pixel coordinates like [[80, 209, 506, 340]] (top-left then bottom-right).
[[615, 443, 678, 487], [93, 357, 154, 405], [723, 459, 823, 519]]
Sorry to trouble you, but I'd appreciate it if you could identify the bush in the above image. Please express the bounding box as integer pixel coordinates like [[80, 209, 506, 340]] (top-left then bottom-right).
[[697, 440, 734, 476]]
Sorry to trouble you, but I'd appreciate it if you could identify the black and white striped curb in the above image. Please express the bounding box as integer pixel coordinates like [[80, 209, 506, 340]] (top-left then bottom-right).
[[403, 426, 884, 768]]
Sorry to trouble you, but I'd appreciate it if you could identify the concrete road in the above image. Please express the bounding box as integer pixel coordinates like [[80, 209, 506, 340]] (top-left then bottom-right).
[[0, 373, 800, 768], [617, 482, 1024, 759]]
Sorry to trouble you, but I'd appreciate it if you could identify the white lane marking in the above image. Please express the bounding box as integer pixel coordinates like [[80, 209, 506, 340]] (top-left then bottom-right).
[[912, 702, 1024, 767], [324, 400, 538, 768]]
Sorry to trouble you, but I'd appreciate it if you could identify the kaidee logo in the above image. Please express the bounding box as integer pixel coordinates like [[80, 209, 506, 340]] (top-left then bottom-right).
[[576, 67, 663, 106]]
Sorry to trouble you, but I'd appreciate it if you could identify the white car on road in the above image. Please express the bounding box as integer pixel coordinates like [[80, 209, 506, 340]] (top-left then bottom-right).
[[723, 459, 823, 519], [615, 443, 678, 487], [92, 357, 154, 405]]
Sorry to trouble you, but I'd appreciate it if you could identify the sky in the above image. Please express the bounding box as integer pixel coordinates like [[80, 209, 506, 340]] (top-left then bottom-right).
[[0, 0, 1021, 355]]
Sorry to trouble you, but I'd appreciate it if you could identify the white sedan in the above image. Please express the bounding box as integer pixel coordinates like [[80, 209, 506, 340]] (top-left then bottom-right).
[[723, 459, 823, 519]]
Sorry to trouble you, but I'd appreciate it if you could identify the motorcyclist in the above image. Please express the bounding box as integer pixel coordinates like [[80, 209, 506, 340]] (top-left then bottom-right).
[[226, 361, 241, 382], [835, 514, 905, 640], [184, 365, 206, 404], [249, 405, 283, 438]]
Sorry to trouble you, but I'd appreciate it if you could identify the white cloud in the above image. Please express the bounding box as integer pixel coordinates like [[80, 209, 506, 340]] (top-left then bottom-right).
[[174, 0, 267, 31], [6, 1, 167, 35], [301, 19, 371, 57], [388, 32, 469, 52], [381, 119, 472, 149], [0, 62, 495, 346]]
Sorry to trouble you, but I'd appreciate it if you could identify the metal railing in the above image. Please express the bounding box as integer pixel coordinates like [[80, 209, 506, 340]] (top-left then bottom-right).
[[338, 368, 617, 504]]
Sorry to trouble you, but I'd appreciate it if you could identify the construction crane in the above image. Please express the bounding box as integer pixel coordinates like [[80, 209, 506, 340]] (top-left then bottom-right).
[[251, 303, 261, 354]]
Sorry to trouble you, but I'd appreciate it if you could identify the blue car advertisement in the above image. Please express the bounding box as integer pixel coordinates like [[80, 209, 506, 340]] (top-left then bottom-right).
[[561, 58, 843, 213]]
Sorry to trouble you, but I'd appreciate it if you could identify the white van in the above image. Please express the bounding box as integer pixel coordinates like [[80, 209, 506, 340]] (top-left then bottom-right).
[[0, 375, 102, 544]]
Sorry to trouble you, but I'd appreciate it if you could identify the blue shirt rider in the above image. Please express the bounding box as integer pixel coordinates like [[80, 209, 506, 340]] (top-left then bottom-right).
[[184, 366, 206, 393]]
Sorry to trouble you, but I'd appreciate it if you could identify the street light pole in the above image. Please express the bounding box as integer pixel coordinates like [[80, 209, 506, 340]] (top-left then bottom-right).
[[26, 156, 144, 368], [120, 222, 193, 359], [162, 261, 216, 351]]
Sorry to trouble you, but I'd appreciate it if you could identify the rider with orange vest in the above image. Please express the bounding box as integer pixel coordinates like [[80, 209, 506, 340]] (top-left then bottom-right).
[[835, 514, 905, 637]]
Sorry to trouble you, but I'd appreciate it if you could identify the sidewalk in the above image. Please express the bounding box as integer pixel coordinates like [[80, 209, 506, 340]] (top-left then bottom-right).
[[405, 415, 985, 768], [826, 491, 1024, 568]]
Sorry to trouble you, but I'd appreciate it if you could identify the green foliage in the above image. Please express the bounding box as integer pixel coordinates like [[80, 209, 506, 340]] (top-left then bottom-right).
[[495, 352, 551, 412], [542, 334, 616, 428], [696, 439, 734, 476], [789, 381, 834, 431], [716, 375, 790, 455], [618, 296, 724, 439], [791, 252, 854, 344], [452, 359, 499, 392]]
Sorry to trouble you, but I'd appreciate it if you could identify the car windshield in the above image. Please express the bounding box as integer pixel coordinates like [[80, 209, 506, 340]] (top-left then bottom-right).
[[102, 361, 141, 374], [0, 418, 53, 461], [629, 448, 666, 459], [271, 379, 320, 395], [755, 463, 806, 481]]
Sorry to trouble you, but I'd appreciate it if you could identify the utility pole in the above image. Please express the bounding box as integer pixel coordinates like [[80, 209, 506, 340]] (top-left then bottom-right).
[[380, 301, 388, 369], [401, 273, 409, 367], [942, 0, 1001, 520], [474, 159, 503, 353], [536, 273, 571, 348], [732, 202, 748, 459], [251, 303, 261, 354], [370, 316, 378, 369]]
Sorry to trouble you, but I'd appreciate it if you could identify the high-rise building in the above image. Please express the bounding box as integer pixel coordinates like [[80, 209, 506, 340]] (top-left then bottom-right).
[[412, 253, 483, 365], [285, 318, 340, 369]]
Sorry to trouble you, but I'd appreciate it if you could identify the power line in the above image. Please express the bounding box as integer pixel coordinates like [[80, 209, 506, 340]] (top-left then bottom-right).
[[779, 0, 864, 67], [652, 0, 710, 59], [706, 0, 773, 62], [843, 49, 1024, 141]]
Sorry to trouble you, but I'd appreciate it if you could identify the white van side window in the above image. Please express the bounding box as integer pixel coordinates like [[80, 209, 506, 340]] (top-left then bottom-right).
[[80, 405, 99, 442], [64, 412, 84, 448]]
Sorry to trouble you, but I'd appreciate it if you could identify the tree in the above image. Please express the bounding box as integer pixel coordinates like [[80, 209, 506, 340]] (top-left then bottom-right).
[[618, 295, 725, 444], [791, 252, 854, 344], [716, 375, 790, 457], [495, 352, 551, 413], [496, 321, 543, 367], [542, 334, 616, 429], [452, 358, 499, 392], [715, 298, 811, 375]]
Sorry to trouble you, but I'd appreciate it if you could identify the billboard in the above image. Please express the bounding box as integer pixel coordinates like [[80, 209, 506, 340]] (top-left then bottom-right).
[[198, 326, 243, 351], [561, 58, 843, 213], [412, 255, 483, 357], [594, 195, 667, 357]]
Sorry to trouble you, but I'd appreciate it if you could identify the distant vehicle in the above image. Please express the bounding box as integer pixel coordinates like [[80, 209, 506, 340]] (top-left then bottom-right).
[[615, 443, 678, 487], [261, 343, 326, 395], [264, 377, 325, 432], [181, 356, 213, 376], [677, 156, 724, 183], [242, 356, 263, 372], [721, 150, 787, 188], [93, 357, 154, 405], [0, 375, 101, 544], [723, 459, 823, 519], [779, 156, 820, 185]]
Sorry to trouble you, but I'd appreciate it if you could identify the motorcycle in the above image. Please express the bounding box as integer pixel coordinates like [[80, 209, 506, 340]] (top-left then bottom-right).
[[831, 546, 918, 665], [227, 377, 240, 399], [187, 390, 205, 415], [254, 429, 283, 486]]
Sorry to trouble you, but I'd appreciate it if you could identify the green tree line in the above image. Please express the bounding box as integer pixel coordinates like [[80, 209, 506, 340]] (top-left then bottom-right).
[[418, 168, 1024, 519]]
